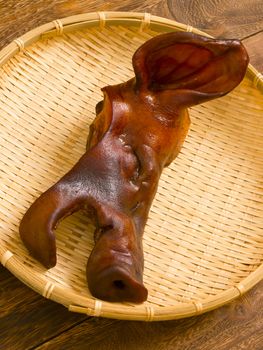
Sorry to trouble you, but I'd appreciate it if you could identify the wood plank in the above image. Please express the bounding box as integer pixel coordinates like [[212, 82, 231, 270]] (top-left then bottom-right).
[[168, 0, 263, 39], [0, 266, 87, 350], [242, 31, 263, 72], [35, 281, 263, 350], [0, 0, 263, 50], [0, 0, 168, 49]]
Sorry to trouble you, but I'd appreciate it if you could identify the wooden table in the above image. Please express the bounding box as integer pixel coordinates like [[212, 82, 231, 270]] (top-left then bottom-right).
[[0, 1, 262, 349]]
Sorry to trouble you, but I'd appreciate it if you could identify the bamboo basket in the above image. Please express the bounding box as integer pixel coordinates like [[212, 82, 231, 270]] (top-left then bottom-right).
[[0, 12, 262, 321]]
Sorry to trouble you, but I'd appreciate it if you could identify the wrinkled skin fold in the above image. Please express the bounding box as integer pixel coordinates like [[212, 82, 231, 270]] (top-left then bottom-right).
[[19, 32, 249, 303]]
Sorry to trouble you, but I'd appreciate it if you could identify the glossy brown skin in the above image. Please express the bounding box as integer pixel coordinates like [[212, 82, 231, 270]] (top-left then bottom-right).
[[19, 32, 249, 303]]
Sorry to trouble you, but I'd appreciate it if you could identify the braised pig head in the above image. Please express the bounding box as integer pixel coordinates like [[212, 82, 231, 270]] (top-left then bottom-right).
[[20, 32, 249, 303]]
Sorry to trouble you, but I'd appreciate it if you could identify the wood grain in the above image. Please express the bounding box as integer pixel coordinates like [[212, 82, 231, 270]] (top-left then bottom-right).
[[0, 0, 262, 71], [1, 265, 263, 350], [0, 1, 262, 349], [0, 0, 262, 49], [0, 266, 87, 350], [243, 31, 263, 72], [0, 0, 169, 49], [34, 281, 263, 350], [168, 0, 263, 38]]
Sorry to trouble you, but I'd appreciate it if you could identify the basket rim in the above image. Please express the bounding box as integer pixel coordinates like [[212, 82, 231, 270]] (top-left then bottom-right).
[[0, 11, 262, 321]]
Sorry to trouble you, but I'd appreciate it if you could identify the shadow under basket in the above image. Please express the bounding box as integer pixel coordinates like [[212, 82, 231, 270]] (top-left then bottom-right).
[[0, 12, 262, 321]]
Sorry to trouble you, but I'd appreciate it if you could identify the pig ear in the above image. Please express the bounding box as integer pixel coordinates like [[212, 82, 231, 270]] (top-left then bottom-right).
[[132, 32, 249, 106]]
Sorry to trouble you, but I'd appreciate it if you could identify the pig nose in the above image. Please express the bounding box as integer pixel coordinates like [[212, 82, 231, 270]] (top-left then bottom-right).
[[87, 264, 148, 303]]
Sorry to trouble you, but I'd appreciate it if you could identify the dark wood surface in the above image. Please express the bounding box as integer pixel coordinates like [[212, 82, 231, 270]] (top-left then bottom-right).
[[0, 1, 262, 349]]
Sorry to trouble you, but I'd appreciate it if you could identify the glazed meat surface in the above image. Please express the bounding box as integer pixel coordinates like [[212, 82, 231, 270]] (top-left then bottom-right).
[[20, 32, 249, 303]]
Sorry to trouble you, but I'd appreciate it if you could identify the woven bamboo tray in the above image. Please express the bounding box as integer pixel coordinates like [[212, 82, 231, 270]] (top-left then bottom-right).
[[0, 12, 262, 321]]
